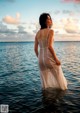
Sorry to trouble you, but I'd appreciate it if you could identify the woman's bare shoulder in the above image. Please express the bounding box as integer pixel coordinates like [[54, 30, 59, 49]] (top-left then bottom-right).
[[35, 30, 40, 37], [49, 29, 54, 36]]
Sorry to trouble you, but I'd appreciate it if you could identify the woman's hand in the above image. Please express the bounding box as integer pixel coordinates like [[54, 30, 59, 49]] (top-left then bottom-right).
[[55, 59, 61, 66]]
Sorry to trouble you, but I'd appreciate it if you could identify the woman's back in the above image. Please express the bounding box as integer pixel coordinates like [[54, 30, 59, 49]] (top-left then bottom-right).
[[37, 28, 56, 71], [37, 28, 50, 49]]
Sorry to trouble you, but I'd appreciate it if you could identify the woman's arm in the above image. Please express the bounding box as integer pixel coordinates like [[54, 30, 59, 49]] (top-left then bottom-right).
[[48, 30, 61, 65], [34, 35, 38, 57]]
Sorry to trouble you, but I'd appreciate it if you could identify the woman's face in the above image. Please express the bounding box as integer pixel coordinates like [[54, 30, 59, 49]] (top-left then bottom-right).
[[46, 15, 52, 28]]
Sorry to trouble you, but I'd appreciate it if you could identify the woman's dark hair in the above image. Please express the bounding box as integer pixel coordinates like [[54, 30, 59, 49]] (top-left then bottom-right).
[[39, 13, 51, 29]]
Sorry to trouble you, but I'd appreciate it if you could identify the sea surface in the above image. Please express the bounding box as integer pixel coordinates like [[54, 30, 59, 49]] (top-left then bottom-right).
[[0, 41, 80, 113]]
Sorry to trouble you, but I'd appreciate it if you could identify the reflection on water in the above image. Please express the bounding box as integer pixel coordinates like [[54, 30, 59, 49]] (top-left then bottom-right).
[[38, 88, 67, 113], [31, 88, 67, 113]]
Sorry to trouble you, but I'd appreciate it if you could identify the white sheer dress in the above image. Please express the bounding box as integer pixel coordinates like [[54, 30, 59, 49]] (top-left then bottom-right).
[[37, 29, 67, 90]]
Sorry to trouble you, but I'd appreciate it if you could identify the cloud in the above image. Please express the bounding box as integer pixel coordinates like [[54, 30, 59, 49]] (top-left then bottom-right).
[[54, 34, 80, 41], [0, 22, 35, 42], [74, 0, 80, 3], [53, 16, 80, 34], [23, 22, 37, 35], [60, 17, 79, 33], [53, 22, 63, 29], [17, 25, 27, 33], [0, 21, 80, 42], [0, 31, 34, 42], [2, 13, 20, 25], [1, 17, 80, 42], [0, 21, 37, 35], [62, 18, 80, 33], [0, 22, 16, 33], [61, 0, 80, 3]]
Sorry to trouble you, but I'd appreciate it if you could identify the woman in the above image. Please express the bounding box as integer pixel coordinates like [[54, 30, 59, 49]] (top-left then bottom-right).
[[34, 13, 67, 90]]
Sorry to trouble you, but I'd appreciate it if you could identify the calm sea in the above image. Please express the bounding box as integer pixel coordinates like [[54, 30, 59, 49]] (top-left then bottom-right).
[[0, 41, 80, 113]]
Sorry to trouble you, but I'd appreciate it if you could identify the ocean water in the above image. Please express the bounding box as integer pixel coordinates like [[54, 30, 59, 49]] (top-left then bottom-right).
[[0, 41, 80, 113]]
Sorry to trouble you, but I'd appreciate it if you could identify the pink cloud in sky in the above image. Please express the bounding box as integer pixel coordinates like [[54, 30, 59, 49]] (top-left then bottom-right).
[[61, 0, 80, 3], [2, 13, 20, 25]]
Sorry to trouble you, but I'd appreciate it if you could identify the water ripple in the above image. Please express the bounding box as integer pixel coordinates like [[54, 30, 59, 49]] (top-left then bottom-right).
[[0, 42, 80, 113]]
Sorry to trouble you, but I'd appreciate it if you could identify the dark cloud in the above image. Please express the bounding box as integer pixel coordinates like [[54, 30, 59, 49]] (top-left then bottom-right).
[[0, 22, 16, 33], [0, 32, 34, 42], [0, 22, 34, 42], [17, 25, 26, 33]]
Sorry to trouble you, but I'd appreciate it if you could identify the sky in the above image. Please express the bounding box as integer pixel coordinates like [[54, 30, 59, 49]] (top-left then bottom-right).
[[0, 0, 80, 41]]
